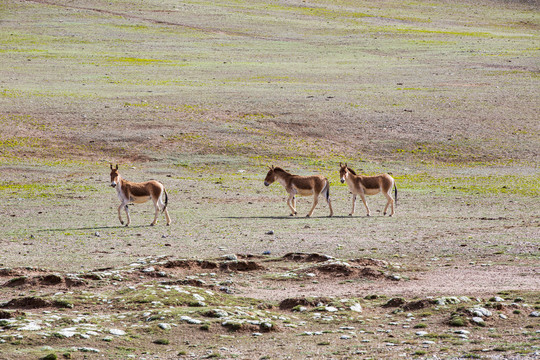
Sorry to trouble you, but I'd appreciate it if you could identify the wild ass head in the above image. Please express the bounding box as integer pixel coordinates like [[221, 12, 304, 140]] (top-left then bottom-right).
[[110, 164, 120, 188]]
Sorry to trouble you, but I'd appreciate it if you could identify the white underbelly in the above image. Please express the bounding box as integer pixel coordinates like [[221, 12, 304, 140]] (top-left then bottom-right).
[[363, 188, 380, 196], [131, 195, 152, 204], [296, 188, 314, 196]]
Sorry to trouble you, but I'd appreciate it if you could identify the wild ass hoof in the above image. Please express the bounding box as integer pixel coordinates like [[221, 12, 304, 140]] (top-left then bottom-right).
[[348, 213, 353, 217], [306, 214, 311, 218], [120, 221, 124, 225]]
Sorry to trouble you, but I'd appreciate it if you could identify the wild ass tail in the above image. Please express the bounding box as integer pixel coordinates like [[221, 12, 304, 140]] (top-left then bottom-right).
[[324, 179, 331, 203], [394, 183, 398, 207], [162, 188, 169, 213]]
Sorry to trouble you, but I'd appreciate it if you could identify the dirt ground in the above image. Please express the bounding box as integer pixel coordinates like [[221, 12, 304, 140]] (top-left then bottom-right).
[[1, 0, 539, 359]]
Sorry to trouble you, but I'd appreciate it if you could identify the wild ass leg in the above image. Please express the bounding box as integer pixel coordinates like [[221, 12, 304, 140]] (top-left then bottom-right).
[[117, 203, 125, 225], [306, 194, 319, 217], [291, 196, 297, 215], [327, 196, 333, 217], [151, 198, 160, 226], [286, 193, 296, 216], [163, 208, 171, 225], [349, 194, 357, 216], [124, 204, 131, 226], [359, 193, 370, 216], [383, 190, 395, 216]]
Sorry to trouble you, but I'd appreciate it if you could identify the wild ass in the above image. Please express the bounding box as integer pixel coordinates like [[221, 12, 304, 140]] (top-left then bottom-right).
[[109, 164, 171, 226], [264, 166, 333, 217], [339, 163, 397, 217]]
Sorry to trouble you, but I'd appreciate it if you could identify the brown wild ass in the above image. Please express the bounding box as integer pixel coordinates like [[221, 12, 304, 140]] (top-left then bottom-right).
[[339, 163, 397, 217], [264, 166, 333, 217], [109, 164, 171, 226]]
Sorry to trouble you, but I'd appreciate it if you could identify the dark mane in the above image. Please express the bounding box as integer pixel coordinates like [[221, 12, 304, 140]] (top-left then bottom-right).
[[273, 167, 287, 173], [347, 167, 357, 175]]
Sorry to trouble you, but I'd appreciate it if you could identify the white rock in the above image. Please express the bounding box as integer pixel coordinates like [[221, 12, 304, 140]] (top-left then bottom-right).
[[57, 329, 77, 338], [471, 317, 485, 325], [158, 323, 171, 330], [530, 311, 540, 317], [109, 329, 126, 336], [415, 331, 428, 336], [193, 294, 205, 302], [325, 306, 338, 312], [350, 304, 363, 313], [499, 314, 508, 319], [17, 322, 41, 331], [340, 335, 351, 340]]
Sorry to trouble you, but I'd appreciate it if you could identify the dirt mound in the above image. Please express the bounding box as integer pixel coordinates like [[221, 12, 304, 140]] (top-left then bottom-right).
[[279, 297, 332, 310], [38, 274, 63, 285], [2, 277, 29, 287], [349, 258, 388, 267], [163, 259, 264, 272], [382, 297, 406, 308], [219, 260, 264, 272], [282, 253, 333, 263], [165, 260, 219, 270], [402, 299, 434, 311], [2, 297, 72, 310], [3, 297, 52, 309]]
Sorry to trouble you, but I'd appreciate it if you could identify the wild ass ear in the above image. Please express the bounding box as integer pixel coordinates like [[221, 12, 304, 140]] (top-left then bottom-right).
[[110, 163, 113, 170], [339, 162, 342, 167], [115, 164, 119, 170]]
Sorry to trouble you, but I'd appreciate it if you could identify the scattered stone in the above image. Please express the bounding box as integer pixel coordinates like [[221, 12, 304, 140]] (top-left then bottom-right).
[[142, 267, 155, 273], [325, 306, 338, 312], [340, 335, 351, 340], [265, 230, 274, 235], [530, 311, 540, 317], [222, 254, 238, 261], [17, 322, 41, 331], [499, 314, 508, 319], [158, 323, 171, 330], [57, 328, 77, 338], [252, 332, 263, 337], [415, 331, 428, 337], [205, 309, 228, 318], [78, 347, 100, 353], [470, 307, 492, 317], [471, 317, 485, 326], [109, 329, 126, 336], [350, 303, 363, 313]]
